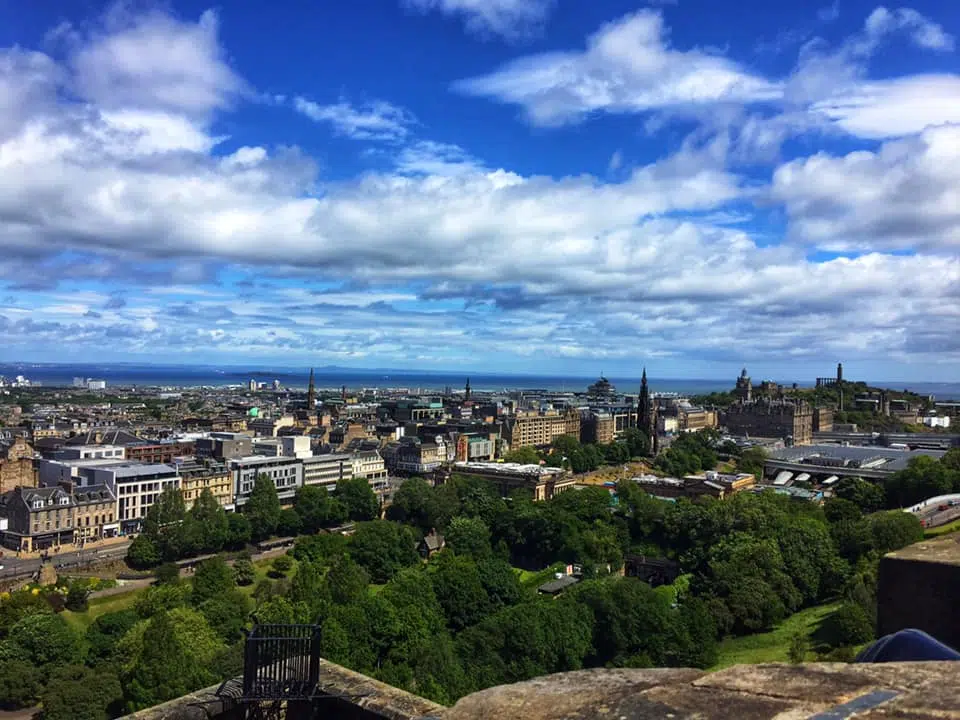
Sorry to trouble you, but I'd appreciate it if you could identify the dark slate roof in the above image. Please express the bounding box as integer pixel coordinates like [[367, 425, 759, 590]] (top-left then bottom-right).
[[73, 485, 116, 504], [65, 429, 144, 446]]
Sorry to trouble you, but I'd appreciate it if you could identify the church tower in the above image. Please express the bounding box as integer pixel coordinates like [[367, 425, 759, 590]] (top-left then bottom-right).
[[307, 368, 316, 410], [465, 377, 471, 402], [638, 368, 656, 452]]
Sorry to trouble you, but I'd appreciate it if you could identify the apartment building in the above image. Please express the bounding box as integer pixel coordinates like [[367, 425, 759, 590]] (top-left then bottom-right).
[[302, 453, 353, 492], [230, 455, 303, 507], [502, 409, 580, 449]]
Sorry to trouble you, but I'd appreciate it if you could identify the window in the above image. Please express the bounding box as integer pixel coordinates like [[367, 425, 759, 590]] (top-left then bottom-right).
[[94, 515, 99, 525], [85, 517, 90, 526]]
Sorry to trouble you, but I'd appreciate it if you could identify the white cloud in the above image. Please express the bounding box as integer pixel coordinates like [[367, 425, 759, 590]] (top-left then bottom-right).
[[403, 0, 554, 40], [772, 124, 960, 252], [69, 9, 244, 116], [394, 140, 483, 176], [608, 150, 623, 172], [809, 75, 960, 138], [862, 7, 954, 51], [293, 97, 416, 141], [456, 11, 780, 125], [1, 4, 959, 372]]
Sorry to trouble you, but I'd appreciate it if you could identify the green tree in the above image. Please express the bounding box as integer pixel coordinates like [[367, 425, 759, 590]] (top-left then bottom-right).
[[277, 508, 302, 536], [477, 557, 523, 611], [349, 521, 420, 584], [835, 477, 885, 513], [154, 562, 181, 585], [445, 516, 492, 559], [41, 665, 122, 720], [191, 556, 236, 605], [866, 510, 923, 554], [140, 486, 189, 561], [255, 596, 299, 625], [0, 613, 82, 668], [336, 477, 380, 521], [291, 533, 347, 564], [199, 590, 251, 643], [65, 583, 90, 612], [226, 512, 252, 549], [121, 609, 223, 712], [86, 610, 139, 667], [787, 629, 809, 664], [126, 534, 161, 569], [432, 552, 489, 631], [824, 603, 875, 648], [0, 590, 52, 637], [233, 558, 256, 586], [0, 659, 42, 709], [503, 446, 540, 465], [323, 556, 370, 606], [244, 475, 282, 540], [270, 555, 294, 578], [737, 447, 768, 478], [295, 485, 347, 533], [134, 583, 191, 619], [188, 489, 229, 553], [621, 428, 650, 458], [386, 478, 440, 532]]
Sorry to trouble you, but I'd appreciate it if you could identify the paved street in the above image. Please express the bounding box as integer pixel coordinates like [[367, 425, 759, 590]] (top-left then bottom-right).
[[0, 539, 132, 582]]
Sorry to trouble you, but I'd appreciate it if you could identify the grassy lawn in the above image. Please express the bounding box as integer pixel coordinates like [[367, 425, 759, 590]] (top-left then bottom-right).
[[925, 518, 960, 538], [61, 587, 145, 634], [711, 602, 842, 670]]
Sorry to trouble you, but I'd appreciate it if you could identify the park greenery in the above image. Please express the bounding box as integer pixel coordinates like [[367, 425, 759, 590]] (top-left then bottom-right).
[[2, 431, 948, 716]]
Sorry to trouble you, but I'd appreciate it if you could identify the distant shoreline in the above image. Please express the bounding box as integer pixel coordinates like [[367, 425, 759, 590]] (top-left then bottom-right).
[[1, 362, 958, 400]]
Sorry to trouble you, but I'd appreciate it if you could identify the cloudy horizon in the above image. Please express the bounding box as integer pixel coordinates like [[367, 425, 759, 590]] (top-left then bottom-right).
[[1, 0, 958, 381]]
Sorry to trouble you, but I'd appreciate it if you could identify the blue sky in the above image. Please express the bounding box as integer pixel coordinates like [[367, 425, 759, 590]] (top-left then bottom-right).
[[0, 0, 958, 382]]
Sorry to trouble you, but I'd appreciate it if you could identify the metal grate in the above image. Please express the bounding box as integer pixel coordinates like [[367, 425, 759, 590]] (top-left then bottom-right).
[[242, 624, 322, 701]]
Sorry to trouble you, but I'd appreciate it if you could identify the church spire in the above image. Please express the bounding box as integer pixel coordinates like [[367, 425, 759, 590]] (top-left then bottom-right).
[[465, 377, 471, 402], [307, 368, 316, 410]]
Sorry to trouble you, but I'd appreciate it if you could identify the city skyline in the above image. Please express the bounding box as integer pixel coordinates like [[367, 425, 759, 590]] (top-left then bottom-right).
[[1, 0, 959, 380]]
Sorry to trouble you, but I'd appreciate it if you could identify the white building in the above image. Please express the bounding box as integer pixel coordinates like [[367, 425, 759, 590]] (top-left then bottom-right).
[[86, 463, 180, 535], [86, 379, 107, 390], [302, 453, 353, 492], [230, 456, 303, 506], [53, 445, 126, 461], [352, 450, 387, 481], [922, 415, 951, 428]]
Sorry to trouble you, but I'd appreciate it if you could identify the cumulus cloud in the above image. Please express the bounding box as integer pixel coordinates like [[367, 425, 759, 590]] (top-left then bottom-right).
[[293, 97, 416, 141], [403, 0, 555, 40], [0, 3, 958, 373], [458, 5, 958, 147], [456, 10, 780, 125], [772, 124, 960, 252]]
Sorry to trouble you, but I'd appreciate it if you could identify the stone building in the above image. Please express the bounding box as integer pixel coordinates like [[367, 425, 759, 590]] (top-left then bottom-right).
[[581, 412, 615, 444], [176, 459, 234, 510], [812, 407, 834, 432], [502, 409, 580, 449], [722, 398, 814, 445], [0, 435, 37, 493]]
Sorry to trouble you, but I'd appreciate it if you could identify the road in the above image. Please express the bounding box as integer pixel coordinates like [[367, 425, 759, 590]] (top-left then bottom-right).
[[918, 505, 960, 529], [0, 539, 132, 583]]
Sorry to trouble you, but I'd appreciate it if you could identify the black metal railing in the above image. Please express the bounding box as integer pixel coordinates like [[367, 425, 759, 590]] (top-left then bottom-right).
[[241, 624, 322, 701]]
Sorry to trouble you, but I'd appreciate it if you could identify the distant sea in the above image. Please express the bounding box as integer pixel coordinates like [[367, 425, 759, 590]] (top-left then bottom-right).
[[2, 363, 959, 400]]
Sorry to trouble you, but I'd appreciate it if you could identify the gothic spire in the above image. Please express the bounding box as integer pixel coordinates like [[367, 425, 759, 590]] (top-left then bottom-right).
[[465, 377, 471, 401], [307, 368, 316, 410]]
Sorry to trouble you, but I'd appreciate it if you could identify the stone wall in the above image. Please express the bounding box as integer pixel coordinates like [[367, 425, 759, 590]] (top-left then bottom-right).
[[877, 535, 960, 650]]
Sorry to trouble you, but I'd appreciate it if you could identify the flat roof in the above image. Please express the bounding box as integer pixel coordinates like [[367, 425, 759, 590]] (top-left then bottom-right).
[[230, 455, 301, 466], [454, 461, 565, 477], [105, 463, 179, 478], [769, 444, 944, 472]]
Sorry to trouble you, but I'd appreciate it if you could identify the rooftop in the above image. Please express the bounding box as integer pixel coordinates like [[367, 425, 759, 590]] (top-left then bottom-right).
[[769, 444, 944, 472]]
